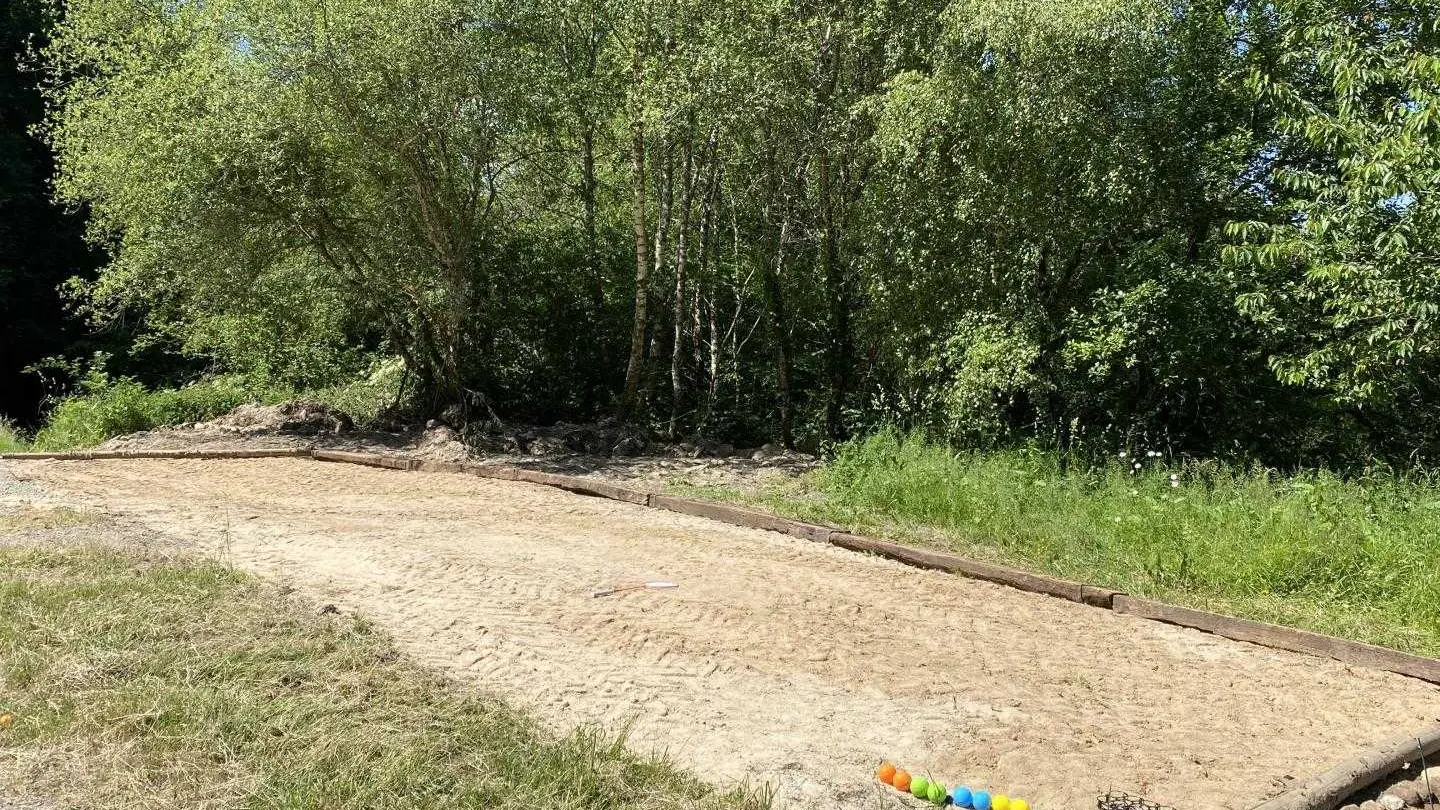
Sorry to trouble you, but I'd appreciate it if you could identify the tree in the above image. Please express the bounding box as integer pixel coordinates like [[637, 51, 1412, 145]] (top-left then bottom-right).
[[37, 0, 1440, 464], [46, 0, 550, 409], [1230, 0, 1440, 407], [863, 0, 1289, 455]]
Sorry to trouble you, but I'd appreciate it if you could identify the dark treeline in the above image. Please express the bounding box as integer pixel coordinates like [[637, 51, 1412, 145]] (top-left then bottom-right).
[[0, 0, 96, 426], [11, 0, 1440, 463]]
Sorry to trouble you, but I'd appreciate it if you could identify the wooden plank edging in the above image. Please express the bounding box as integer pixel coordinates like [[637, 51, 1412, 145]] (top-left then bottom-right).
[[511, 468, 651, 505], [1113, 596, 1440, 684], [828, 532, 1099, 604], [0, 449, 312, 461], [649, 494, 835, 542], [1250, 725, 1440, 810], [311, 449, 418, 471]]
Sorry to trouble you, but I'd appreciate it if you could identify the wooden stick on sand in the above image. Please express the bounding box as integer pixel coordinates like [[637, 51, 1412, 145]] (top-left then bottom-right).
[[591, 581, 678, 598]]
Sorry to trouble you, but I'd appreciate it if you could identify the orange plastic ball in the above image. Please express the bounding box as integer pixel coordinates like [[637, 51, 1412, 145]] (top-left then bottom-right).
[[893, 770, 912, 792], [877, 762, 897, 785]]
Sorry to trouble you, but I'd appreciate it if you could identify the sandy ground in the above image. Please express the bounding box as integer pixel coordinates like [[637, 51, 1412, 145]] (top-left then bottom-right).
[[4, 458, 1439, 810]]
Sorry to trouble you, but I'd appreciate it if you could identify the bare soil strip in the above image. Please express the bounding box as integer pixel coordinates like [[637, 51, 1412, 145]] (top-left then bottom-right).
[[7, 459, 1438, 810]]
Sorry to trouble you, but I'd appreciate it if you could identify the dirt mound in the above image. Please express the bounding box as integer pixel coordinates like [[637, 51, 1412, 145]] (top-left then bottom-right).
[[209, 401, 354, 433], [468, 420, 813, 464], [96, 401, 359, 453], [91, 405, 819, 493]]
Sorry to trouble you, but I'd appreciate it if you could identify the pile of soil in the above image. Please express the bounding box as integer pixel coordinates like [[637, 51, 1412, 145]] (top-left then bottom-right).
[[98, 401, 361, 453], [92, 401, 822, 494], [208, 401, 354, 433], [1342, 765, 1440, 810]]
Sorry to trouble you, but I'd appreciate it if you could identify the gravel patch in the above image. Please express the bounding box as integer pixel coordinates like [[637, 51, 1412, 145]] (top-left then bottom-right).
[[0, 465, 49, 503], [1343, 765, 1440, 810]]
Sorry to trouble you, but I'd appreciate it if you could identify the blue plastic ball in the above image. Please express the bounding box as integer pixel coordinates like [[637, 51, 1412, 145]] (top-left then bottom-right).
[[973, 790, 992, 810], [952, 787, 974, 808]]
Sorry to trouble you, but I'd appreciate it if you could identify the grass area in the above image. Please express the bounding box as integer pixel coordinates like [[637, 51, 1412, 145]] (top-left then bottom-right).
[[690, 430, 1440, 659], [0, 504, 102, 533], [22, 360, 405, 451], [0, 419, 27, 453], [0, 545, 768, 810]]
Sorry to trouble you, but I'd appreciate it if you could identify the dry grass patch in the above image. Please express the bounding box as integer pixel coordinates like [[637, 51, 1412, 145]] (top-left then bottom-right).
[[0, 546, 769, 810], [0, 506, 103, 534]]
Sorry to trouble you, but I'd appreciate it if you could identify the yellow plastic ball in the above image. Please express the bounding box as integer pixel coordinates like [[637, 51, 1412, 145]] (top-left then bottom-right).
[[993, 795, 1010, 810], [1011, 800, 1030, 810]]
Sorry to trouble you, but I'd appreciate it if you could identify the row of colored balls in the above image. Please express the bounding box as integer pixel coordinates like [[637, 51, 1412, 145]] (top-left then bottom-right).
[[876, 762, 1030, 810]]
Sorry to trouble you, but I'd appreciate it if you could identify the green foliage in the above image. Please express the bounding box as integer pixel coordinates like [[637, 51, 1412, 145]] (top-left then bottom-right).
[[22, 0, 1440, 463], [297, 357, 409, 424], [1228, 0, 1440, 407], [45, 0, 550, 406], [864, 0, 1288, 454], [0, 419, 29, 453], [30, 372, 257, 450], [759, 431, 1440, 655], [26, 357, 406, 450]]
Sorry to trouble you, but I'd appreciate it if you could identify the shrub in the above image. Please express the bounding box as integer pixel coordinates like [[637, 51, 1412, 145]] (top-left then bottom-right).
[[27, 359, 408, 451], [0, 418, 28, 453], [30, 373, 255, 450], [300, 357, 407, 423]]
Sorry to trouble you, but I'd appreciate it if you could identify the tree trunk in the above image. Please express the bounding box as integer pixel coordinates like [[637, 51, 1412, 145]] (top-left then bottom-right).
[[642, 138, 673, 414], [617, 47, 649, 421], [581, 123, 602, 308], [668, 134, 697, 438], [762, 218, 795, 449], [814, 15, 851, 443], [695, 134, 721, 426], [820, 149, 850, 443]]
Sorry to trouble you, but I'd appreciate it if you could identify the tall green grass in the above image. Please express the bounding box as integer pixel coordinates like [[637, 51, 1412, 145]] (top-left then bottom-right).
[[0, 419, 28, 453], [30, 375, 258, 450], [756, 430, 1440, 657]]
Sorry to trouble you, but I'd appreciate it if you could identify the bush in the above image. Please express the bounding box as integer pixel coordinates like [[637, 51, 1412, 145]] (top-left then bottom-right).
[[30, 373, 256, 450], [299, 357, 407, 423], [27, 359, 408, 451], [0, 418, 28, 453]]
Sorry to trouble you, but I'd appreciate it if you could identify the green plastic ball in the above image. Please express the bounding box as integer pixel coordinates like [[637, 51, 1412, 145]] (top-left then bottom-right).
[[928, 782, 947, 804], [911, 776, 931, 798]]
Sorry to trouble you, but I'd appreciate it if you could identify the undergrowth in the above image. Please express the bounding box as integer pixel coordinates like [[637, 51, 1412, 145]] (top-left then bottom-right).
[[0, 546, 768, 810], [27, 360, 405, 451], [0, 418, 27, 453], [722, 430, 1440, 658]]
